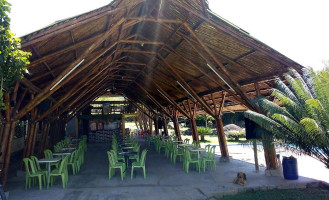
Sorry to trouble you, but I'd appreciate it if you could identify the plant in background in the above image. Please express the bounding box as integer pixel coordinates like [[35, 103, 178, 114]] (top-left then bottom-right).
[[226, 130, 246, 141], [0, 0, 31, 110], [197, 126, 212, 141], [195, 114, 214, 127], [244, 67, 329, 168]]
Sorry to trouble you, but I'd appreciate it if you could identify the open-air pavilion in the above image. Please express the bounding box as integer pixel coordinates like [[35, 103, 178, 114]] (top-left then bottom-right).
[[0, 0, 322, 199]]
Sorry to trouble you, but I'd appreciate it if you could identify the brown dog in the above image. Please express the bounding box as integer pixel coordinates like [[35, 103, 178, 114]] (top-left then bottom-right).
[[233, 172, 247, 186]]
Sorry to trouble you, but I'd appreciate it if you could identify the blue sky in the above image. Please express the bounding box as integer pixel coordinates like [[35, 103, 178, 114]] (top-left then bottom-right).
[[9, 0, 329, 70]]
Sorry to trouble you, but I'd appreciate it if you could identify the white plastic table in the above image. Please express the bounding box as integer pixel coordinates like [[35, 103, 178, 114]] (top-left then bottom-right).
[[38, 158, 61, 174], [188, 147, 206, 160], [53, 152, 71, 159]]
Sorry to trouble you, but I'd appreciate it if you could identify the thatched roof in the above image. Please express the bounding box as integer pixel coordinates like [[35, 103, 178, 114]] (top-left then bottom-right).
[[15, 0, 303, 121]]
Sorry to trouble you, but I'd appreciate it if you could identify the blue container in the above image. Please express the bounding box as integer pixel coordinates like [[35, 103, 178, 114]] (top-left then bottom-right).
[[282, 156, 298, 180]]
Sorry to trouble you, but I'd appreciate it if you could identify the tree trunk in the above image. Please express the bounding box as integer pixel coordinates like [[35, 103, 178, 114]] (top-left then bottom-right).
[[201, 134, 205, 141], [262, 136, 277, 170]]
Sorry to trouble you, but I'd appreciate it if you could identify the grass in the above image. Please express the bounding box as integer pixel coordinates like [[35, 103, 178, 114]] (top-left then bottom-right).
[[217, 188, 329, 200]]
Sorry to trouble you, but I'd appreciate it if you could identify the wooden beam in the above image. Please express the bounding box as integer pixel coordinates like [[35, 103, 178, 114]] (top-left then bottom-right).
[[134, 81, 172, 118], [119, 40, 164, 45], [20, 78, 57, 103], [157, 55, 215, 117], [115, 62, 146, 66], [37, 61, 111, 121], [15, 18, 125, 121], [115, 49, 157, 55], [166, 0, 302, 71], [21, 0, 146, 47], [137, 73, 190, 118], [163, 45, 244, 104], [183, 23, 256, 111]]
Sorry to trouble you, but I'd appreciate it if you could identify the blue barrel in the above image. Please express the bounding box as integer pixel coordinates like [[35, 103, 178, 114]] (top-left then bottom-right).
[[282, 156, 298, 180]]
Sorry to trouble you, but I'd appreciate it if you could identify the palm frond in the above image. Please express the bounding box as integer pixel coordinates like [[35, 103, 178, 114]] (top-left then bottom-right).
[[271, 113, 304, 135], [305, 99, 329, 130], [271, 88, 303, 120], [244, 110, 295, 141], [285, 74, 312, 102], [274, 78, 300, 105], [300, 118, 322, 135], [257, 98, 297, 122], [290, 68, 314, 98], [311, 67, 329, 113], [302, 68, 317, 98]]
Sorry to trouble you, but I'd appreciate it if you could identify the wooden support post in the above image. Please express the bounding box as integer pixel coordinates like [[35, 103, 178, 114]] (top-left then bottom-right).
[[253, 140, 260, 172], [214, 117, 229, 158], [0, 93, 17, 189], [133, 116, 139, 130], [162, 114, 169, 137], [185, 100, 199, 142], [149, 111, 153, 135], [29, 121, 39, 157], [0, 121, 15, 189], [154, 116, 159, 135], [138, 112, 143, 130], [75, 116, 79, 138], [122, 116, 126, 137], [171, 109, 182, 141], [38, 121, 50, 158]]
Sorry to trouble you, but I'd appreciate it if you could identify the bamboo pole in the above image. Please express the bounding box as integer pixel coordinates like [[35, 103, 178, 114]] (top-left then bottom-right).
[[214, 117, 229, 158], [253, 140, 260, 172], [15, 17, 126, 121], [162, 114, 169, 137]]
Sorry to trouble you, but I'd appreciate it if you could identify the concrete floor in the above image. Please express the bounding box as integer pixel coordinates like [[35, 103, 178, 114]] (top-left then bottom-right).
[[6, 140, 320, 200]]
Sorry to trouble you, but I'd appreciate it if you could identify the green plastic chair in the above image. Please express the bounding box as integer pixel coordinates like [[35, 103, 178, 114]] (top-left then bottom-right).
[[158, 140, 166, 154], [110, 150, 126, 164], [47, 156, 68, 189], [172, 145, 184, 164], [201, 146, 216, 172], [76, 147, 84, 172], [184, 149, 200, 173], [107, 151, 126, 180], [111, 149, 125, 162], [44, 149, 59, 168], [184, 138, 190, 144], [192, 141, 201, 148], [23, 158, 46, 190], [30, 156, 47, 177], [129, 145, 140, 162], [67, 150, 77, 175], [131, 149, 148, 179], [205, 144, 211, 152]]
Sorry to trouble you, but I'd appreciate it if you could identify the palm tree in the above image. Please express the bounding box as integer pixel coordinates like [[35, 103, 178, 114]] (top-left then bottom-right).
[[244, 68, 329, 168]]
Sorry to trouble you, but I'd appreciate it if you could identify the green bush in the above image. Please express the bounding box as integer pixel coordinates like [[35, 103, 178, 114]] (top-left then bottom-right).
[[197, 126, 212, 141], [226, 130, 245, 141]]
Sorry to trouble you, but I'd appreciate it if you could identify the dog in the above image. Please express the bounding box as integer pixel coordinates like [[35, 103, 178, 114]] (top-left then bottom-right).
[[233, 172, 247, 186]]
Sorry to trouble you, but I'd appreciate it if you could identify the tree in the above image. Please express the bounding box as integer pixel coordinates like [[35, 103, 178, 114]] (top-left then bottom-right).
[[244, 68, 329, 168], [197, 126, 212, 141], [195, 114, 213, 127], [0, 0, 31, 110]]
